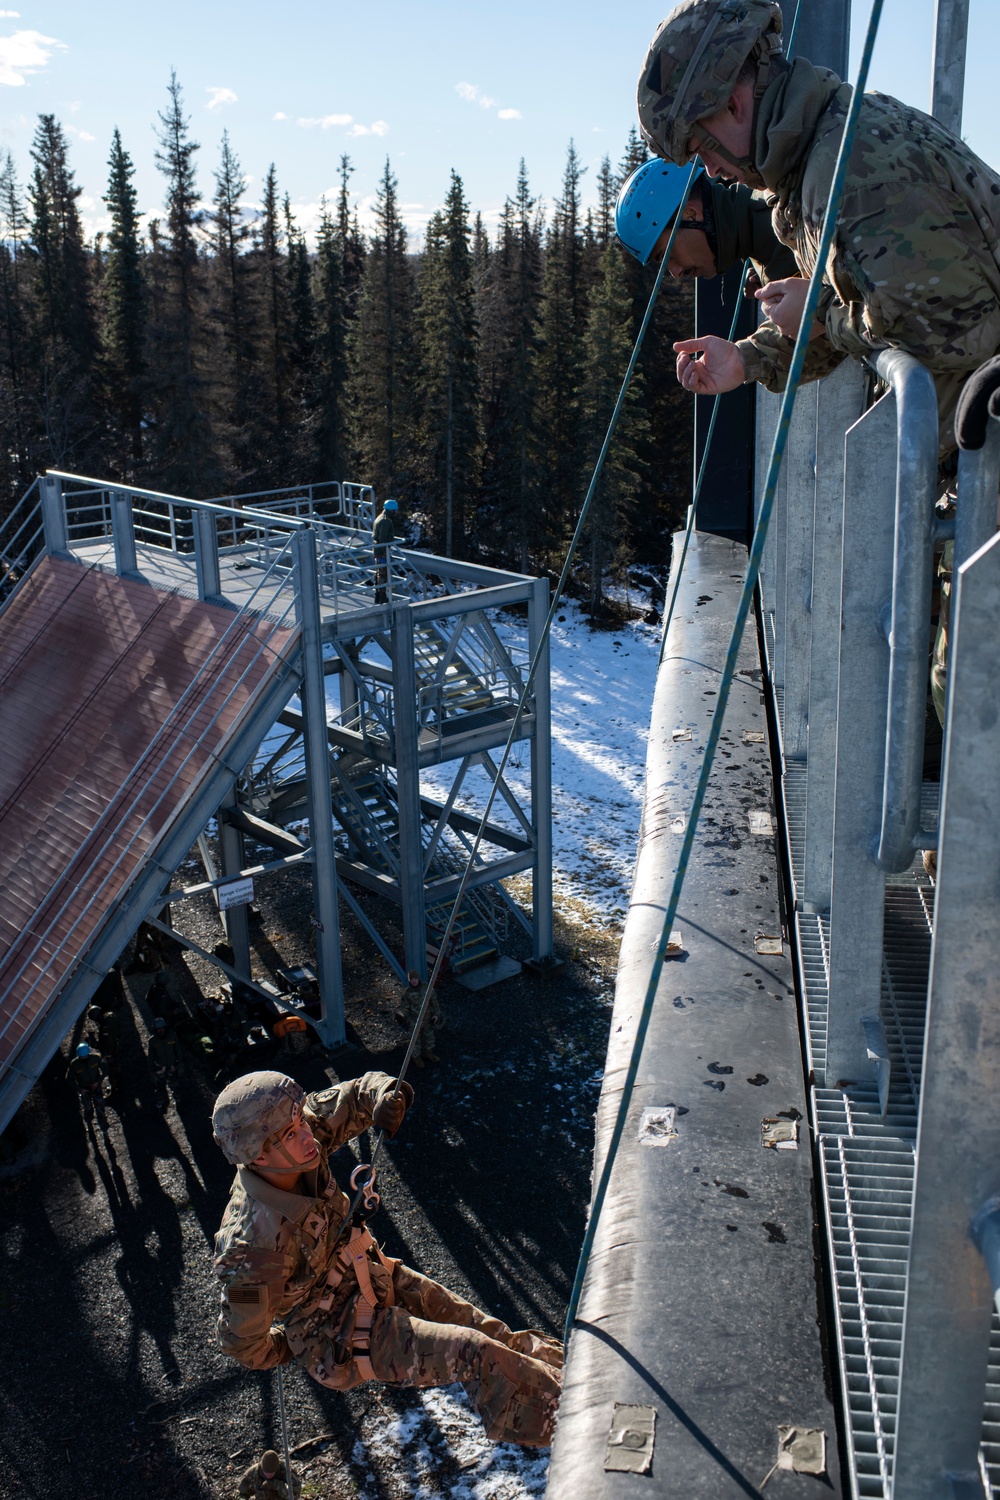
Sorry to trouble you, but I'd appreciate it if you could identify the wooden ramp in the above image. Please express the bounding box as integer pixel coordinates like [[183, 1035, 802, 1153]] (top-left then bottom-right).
[[0, 555, 297, 1099]]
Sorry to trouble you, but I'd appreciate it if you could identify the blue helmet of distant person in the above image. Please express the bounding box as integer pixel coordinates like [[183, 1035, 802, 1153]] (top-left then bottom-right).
[[76, 1042, 90, 1058], [384, 499, 399, 512], [615, 159, 703, 265]]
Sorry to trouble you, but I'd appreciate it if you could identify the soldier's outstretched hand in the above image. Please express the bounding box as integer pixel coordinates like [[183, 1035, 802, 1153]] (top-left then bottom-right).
[[673, 335, 745, 395], [374, 1079, 414, 1136]]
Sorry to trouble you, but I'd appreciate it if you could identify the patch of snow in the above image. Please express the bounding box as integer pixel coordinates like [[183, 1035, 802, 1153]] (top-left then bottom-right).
[[353, 1384, 548, 1499]]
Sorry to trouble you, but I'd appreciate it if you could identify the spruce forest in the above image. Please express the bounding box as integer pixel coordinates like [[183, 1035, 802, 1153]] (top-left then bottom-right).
[[0, 76, 697, 610]]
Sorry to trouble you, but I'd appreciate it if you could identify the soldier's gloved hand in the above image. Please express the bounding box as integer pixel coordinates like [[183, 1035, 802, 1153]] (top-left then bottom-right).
[[374, 1080, 414, 1136]]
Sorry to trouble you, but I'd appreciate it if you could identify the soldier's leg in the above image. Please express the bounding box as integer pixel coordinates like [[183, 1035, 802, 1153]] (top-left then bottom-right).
[[390, 1263, 563, 1369], [367, 1305, 560, 1447]]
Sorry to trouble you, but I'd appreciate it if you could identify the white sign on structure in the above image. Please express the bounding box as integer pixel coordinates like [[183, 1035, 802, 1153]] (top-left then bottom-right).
[[219, 876, 255, 911]]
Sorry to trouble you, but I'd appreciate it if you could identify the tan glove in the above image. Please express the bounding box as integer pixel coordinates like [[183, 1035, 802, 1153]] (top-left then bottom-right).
[[373, 1079, 414, 1136]]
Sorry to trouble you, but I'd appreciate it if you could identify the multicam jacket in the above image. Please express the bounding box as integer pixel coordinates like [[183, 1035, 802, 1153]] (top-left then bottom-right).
[[213, 1072, 398, 1372], [734, 57, 1000, 451]]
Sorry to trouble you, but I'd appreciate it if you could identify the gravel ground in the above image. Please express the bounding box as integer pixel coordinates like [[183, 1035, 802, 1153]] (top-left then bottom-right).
[[0, 859, 615, 1500]]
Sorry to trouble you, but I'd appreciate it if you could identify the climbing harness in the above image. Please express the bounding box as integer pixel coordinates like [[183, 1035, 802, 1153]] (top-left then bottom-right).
[[564, 0, 886, 1341]]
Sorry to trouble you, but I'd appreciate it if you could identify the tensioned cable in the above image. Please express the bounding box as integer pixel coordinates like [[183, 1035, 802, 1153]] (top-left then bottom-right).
[[564, 0, 887, 1340], [659, 0, 804, 666], [345, 162, 703, 1221], [658, 260, 751, 666]]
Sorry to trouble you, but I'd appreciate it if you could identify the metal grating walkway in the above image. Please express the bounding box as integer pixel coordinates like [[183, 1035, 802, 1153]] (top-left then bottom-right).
[[780, 742, 1000, 1497]]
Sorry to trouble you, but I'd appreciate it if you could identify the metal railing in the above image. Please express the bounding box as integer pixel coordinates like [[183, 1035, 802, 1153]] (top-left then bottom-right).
[[758, 355, 1000, 1498], [208, 480, 375, 532], [0, 477, 44, 606]]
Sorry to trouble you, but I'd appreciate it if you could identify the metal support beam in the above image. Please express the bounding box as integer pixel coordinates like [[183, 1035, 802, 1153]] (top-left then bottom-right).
[[40, 473, 69, 557], [218, 786, 251, 976], [824, 393, 895, 1085], [794, 0, 850, 74], [391, 602, 428, 979], [891, 530, 1000, 1500], [528, 575, 553, 962], [294, 527, 345, 1047], [194, 506, 223, 601], [931, 0, 970, 136], [803, 360, 867, 911]]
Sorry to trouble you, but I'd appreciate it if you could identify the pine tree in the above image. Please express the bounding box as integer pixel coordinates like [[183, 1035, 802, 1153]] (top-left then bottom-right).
[[346, 158, 414, 497], [336, 155, 366, 311], [475, 160, 542, 570], [312, 199, 349, 481], [101, 129, 145, 469], [284, 195, 314, 403], [414, 171, 478, 555], [0, 151, 33, 504], [149, 72, 219, 494], [27, 114, 99, 467], [535, 142, 589, 560], [207, 129, 257, 483], [580, 241, 649, 612]]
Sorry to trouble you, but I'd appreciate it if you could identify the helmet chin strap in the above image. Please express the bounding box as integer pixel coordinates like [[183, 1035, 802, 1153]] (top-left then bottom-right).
[[689, 37, 780, 192]]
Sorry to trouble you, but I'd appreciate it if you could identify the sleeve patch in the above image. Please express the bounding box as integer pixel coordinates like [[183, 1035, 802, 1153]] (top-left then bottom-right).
[[228, 1285, 263, 1305]]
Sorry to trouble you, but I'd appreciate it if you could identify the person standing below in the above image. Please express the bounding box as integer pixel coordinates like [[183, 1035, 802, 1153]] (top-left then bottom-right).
[[394, 969, 442, 1068], [67, 1042, 107, 1128], [147, 1016, 182, 1111], [236, 1450, 300, 1500], [212, 1072, 561, 1446], [372, 499, 399, 605]]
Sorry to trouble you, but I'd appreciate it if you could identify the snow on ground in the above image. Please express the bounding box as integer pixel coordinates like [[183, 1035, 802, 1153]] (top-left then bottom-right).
[[353, 1384, 549, 1500], [421, 598, 662, 932]]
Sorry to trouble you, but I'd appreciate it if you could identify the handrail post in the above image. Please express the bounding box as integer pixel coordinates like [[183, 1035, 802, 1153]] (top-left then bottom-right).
[[293, 527, 346, 1048], [824, 391, 896, 1085], [40, 472, 70, 557], [873, 350, 939, 873], [111, 487, 139, 577], [891, 527, 1000, 1500], [802, 360, 867, 911], [780, 384, 819, 761], [194, 506, 223, 601]]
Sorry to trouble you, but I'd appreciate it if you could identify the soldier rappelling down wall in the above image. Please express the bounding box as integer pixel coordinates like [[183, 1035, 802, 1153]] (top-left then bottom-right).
[[212, 1072, 562, 1446]]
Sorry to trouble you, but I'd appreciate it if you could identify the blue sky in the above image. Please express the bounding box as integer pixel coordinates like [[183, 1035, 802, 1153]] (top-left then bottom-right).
[[0, 1, 996, 247]]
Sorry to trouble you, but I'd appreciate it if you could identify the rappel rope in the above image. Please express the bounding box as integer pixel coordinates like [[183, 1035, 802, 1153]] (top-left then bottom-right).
[[564, 0, 887, 1341], [345, 162, 703, 1223], [276, 1364, 294, 1496], [658, 258, 752, 668]]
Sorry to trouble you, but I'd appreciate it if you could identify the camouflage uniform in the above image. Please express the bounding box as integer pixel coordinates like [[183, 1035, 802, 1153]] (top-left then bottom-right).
[[213, 1072, 562, 1446], [395, 977, 442, 1065], [67, 1049, 106, 1123], [372, 509, 394, 604], [236, 1455, 300, 1500], [705, 178, 798, 286], [638, 2, 1000, 455]]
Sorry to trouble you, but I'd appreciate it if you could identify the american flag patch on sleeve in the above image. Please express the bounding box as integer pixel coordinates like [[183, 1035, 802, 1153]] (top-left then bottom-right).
[[228, 1285, 263, 1305]]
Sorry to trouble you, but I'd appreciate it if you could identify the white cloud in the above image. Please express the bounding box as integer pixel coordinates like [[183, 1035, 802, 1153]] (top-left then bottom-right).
[[0, 28, 67, 87], [66, 124, 95, 142], [298, 112, 353, 129], [273, 111, 287, 121], [206, 86, 237, 111], [456, 81, 520, 120], [0, 10, 22, 16], [347, 119, 389, 137]]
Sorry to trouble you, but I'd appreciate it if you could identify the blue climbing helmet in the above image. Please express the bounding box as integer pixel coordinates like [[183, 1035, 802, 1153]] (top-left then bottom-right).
[[76, 1042, 90, 1058], [384, 499, 399, 512], [615, 159, 704, 265]]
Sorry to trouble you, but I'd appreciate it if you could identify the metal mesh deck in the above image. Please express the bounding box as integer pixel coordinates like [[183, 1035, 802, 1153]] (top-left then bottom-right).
[[777, 713, 1000, 1496]]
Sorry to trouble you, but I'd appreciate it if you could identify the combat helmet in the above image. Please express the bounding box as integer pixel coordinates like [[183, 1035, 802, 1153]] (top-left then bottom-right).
[[212, 1071, 305, 1165], [637, 0, 783, 178], [616, 159, 704, 264]]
